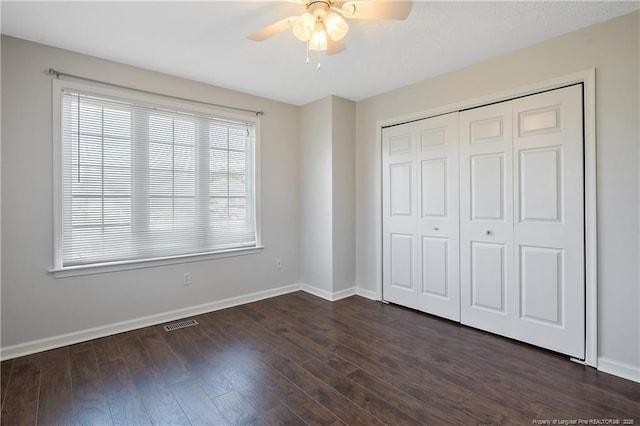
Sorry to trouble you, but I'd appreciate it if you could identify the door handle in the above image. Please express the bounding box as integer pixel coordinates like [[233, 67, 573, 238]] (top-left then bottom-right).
[[484, 230, 492, 236], [432, 226, 439, 231]]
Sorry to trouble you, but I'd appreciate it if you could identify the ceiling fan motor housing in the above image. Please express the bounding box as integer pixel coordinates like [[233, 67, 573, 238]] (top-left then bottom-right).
[[306, 0, 332, 16]]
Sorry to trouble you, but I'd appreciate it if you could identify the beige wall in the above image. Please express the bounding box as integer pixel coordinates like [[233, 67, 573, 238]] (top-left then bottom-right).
[[299, 95, 356, 297], [355, 11, 640, 377], [299, 96, 334, 293], [332, 96, 356, 294], [1, 35, 301, 350]]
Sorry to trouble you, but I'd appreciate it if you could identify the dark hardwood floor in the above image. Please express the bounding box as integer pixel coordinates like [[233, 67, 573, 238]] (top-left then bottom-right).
[[1, 291, 639, 425]]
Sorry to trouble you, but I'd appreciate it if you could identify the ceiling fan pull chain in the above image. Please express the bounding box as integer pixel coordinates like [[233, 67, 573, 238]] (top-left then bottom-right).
[[304, 41, 321, 69]]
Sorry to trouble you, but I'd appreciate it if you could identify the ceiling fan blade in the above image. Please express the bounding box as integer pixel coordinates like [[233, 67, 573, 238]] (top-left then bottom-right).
[[340, 1, 413, 20], [327, 38, 346, 56], [248, 16, 299, 41]]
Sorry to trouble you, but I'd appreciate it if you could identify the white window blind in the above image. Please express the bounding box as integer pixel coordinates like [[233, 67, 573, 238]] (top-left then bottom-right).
[[59, 89, 257, 267]]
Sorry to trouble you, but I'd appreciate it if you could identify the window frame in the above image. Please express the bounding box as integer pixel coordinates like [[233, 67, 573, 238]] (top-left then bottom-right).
[[51, 79, 262, 277]]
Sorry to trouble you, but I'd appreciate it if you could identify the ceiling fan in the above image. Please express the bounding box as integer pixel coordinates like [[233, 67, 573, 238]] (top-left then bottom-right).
[[248, 0, 413, 55]]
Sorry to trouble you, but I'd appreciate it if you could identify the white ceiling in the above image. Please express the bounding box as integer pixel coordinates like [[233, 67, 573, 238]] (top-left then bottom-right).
[[2, 1, 638, 105]]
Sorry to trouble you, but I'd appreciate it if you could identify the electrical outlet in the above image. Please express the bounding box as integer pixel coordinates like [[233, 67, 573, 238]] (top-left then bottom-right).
[[183, 272, 192, 285], [275, 258, 283, 269]]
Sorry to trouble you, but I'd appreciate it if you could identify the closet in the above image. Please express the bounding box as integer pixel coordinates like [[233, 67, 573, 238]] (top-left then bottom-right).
[[382, 85, 585, 358], [382, 112, 460, 321]]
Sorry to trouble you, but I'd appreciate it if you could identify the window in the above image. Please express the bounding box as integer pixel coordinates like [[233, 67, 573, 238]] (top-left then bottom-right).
[[53, 81, 260, 271]]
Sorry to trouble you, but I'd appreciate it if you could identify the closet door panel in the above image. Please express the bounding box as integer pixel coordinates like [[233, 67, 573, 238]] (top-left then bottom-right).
[[519, 147, 562, 222], [471, 153, 505, 221], [471, 241, 506, 313], [390, 233, 414, 290], [460, 102, 516, 338], [421, 158, 447, 217], [421, 236, 448, 297], [519, 245, 563, 325], [382, 112, 460, 320], [383, 126, 418, 308], [460, 85, 584, 358], [512, 85, 584, 359], [416, 113, 460, 321]]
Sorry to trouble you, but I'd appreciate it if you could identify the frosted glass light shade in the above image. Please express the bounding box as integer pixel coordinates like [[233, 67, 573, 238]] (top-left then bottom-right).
[[325, 12, 349, 41], [309, 21, 328, 51], [292, 13, 315, 41]]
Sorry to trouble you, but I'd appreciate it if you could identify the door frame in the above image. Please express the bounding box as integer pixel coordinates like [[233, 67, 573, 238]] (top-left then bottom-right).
[[374, 69, 597, 367]]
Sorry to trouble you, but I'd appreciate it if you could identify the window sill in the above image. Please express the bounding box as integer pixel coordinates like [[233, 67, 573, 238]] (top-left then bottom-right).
[[50, 246, 264, 278]]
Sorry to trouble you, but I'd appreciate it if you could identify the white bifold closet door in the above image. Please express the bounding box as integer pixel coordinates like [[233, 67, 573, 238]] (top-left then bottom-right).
[[382, 85, 584, 359], [382, 112, 460, 321], [459, 85, 585, 359]]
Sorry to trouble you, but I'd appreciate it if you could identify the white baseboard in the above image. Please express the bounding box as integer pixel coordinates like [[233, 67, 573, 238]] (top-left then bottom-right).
[[355, 287, 378, 300], [300, 284, 333, 300], [0, 283, 301, 361], [332, 287, 357, 301], [598, 357, 640, 383], [1, 283, 368, 360], [300, 284, 356, 301]]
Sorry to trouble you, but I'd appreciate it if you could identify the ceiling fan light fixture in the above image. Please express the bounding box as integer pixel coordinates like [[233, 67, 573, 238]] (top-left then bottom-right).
[[249, 0, 414, 58], [292, 12, 315, 41], [309, 21, 328, 51], [325, 12, 349, 41]]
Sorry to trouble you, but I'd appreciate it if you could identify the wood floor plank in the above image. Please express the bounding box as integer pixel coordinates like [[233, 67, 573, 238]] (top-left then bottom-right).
[[69, 345, 113, 425], [1, 359, 15, 409], [180, 318, 269, 393], [300, 359, 420, 425], [332, 297, 640, 420], [185, 320, 340, 425], [345, 367, 458, 425], [238, 305, 359, 376], [251, 300, 467, 423], [0, 354, 41, 425], [36, 347, 74, 425], [135, 326, 191, 385], [195, 315, 330, 416], [499, 343, 640, 416], [245, 296, 520, 421], [258, 346, 385, 426], [142, 325, 233, 424], [209, 310, 387, 426], [211, 389, 259, 424], [243, 302, 457, 424], [90, 334, 153, 425], [255, 369, 340, 425], [2, 292, 639, 425], [92, 335, 127, 366], [335, 297, 640, 419], [325, 304, 529, 389], [159, 326, 232, 400], [99, 358, 153, 426], [259, 402, 306, 426], [250, 295, 534, 423], [169, 378, 228, 425], [163, 323, 291, 423], [231, 307, 422, 424], [116, 334, 191, 425]]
